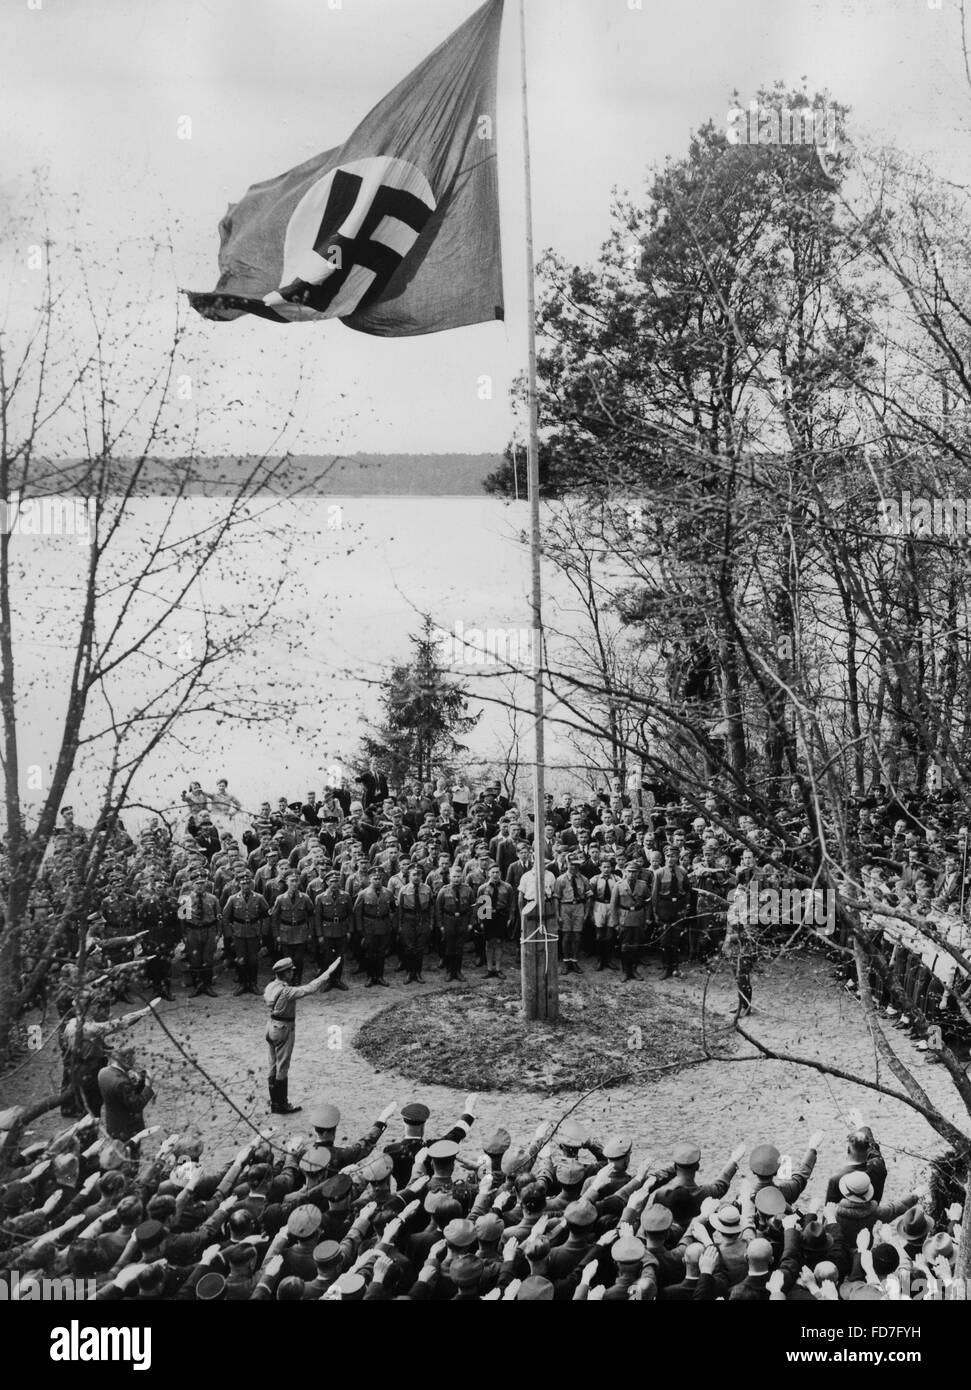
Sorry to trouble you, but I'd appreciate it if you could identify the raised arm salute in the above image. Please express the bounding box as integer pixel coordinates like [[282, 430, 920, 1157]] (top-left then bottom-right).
[[263, 955, 340, 1115]]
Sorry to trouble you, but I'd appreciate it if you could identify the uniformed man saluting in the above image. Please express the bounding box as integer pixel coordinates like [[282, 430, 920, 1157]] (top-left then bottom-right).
[[263, 954, 341, 1114]]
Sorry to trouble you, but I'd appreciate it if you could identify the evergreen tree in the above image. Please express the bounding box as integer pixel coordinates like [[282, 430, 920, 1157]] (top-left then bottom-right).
[[362, 617, 479, 786]]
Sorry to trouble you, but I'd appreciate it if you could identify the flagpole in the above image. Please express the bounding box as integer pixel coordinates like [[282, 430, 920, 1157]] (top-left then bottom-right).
[[518, 0, 556, 1023]]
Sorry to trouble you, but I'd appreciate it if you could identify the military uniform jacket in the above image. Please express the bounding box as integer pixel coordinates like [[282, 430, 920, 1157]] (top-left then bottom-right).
[[223, 891, 270, 939], [353, 886, 395, 937], [651, 866, 691, 921], [397, 883, 433, 923], [314, 889, 352, 938], [271, 890, 315, 943], [180, 891, 220, 926], [609, 880, 650, 928], [435, 883, 474, 930]]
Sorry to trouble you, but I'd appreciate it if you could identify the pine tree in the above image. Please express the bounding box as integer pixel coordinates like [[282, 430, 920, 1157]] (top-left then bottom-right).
[[362, 617, 480, 785]]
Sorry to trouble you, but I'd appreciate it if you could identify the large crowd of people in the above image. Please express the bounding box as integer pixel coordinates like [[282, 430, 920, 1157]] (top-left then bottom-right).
[[26, 762, 971, 1050], [3, 762, 970, 1301], [0, 1095, 965, 1300]]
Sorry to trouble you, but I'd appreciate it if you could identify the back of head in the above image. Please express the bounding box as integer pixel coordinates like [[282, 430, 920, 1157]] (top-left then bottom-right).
[[521, 1184, 546, 1214], [747, 1237, 773, 1274]]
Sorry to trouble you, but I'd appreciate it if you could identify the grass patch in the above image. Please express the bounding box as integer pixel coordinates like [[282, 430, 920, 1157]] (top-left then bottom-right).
[[353, 976, 733, 1094]]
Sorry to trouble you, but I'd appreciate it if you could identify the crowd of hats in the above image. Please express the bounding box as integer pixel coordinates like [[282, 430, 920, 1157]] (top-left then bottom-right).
[[0, 1092, 964, 1301]]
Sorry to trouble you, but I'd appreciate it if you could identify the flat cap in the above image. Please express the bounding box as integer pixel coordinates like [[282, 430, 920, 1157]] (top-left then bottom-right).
[[450, 1254, 484, 1286], [287, 1205, 323, 1239], [475, 1213, 505, 1243], [271, 957, 295, 974], [516, 1276, 554, 1301], [309, 1103, 341, 1130], [673, 1143, 701, 1167], [401, 1102, 430, 1125], [134, 1220, 165, 1249], [749, 1144, 781, 1177], [640, 1206, 673, 1235], [614, 1236, 646, 1263], [564, 1200, 598, 1228], [443, 1219, 477, 1249], [555, 1160, 586, 1187], [602, 1136, 632, 1160], [482, 1128, 512, 1157], [428, 1140, 459, 1162]]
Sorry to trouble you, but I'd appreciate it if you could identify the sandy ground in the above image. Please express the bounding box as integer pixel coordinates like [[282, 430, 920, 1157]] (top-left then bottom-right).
[[4, 947, 966, 1195]]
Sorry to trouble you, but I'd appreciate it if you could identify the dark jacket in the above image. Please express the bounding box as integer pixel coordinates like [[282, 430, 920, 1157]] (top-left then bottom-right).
[[97, 1063, 155, 1140]]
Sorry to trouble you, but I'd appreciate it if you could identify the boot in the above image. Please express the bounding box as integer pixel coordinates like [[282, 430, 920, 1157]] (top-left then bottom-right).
[[596, 942, 607, 972], [277, 1079, 301, 1114], [269, 1078, 281, 1113]]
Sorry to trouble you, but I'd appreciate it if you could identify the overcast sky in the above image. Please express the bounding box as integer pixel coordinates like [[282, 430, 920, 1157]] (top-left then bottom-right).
[[2, 0, 969, 459]]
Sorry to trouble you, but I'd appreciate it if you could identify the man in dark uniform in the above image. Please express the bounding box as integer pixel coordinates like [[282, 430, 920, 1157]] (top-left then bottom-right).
[[306, 1099, 398, 1169], [181, 879, 221, 997], [353, 868, 395, 987], [382, 1096, 478, 1189], [476, 865, 514, 978], [397, 864, 434, 984], [652, 846, 692, 979], [97, 1042, 155, 1142], [136, 885, 179, 1001], [223, 872, 270, 996], [270, 873, 315, 985], [313, 871, 351, 990], [435, 866, 475, 982], [610, 860, 650, 983]]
